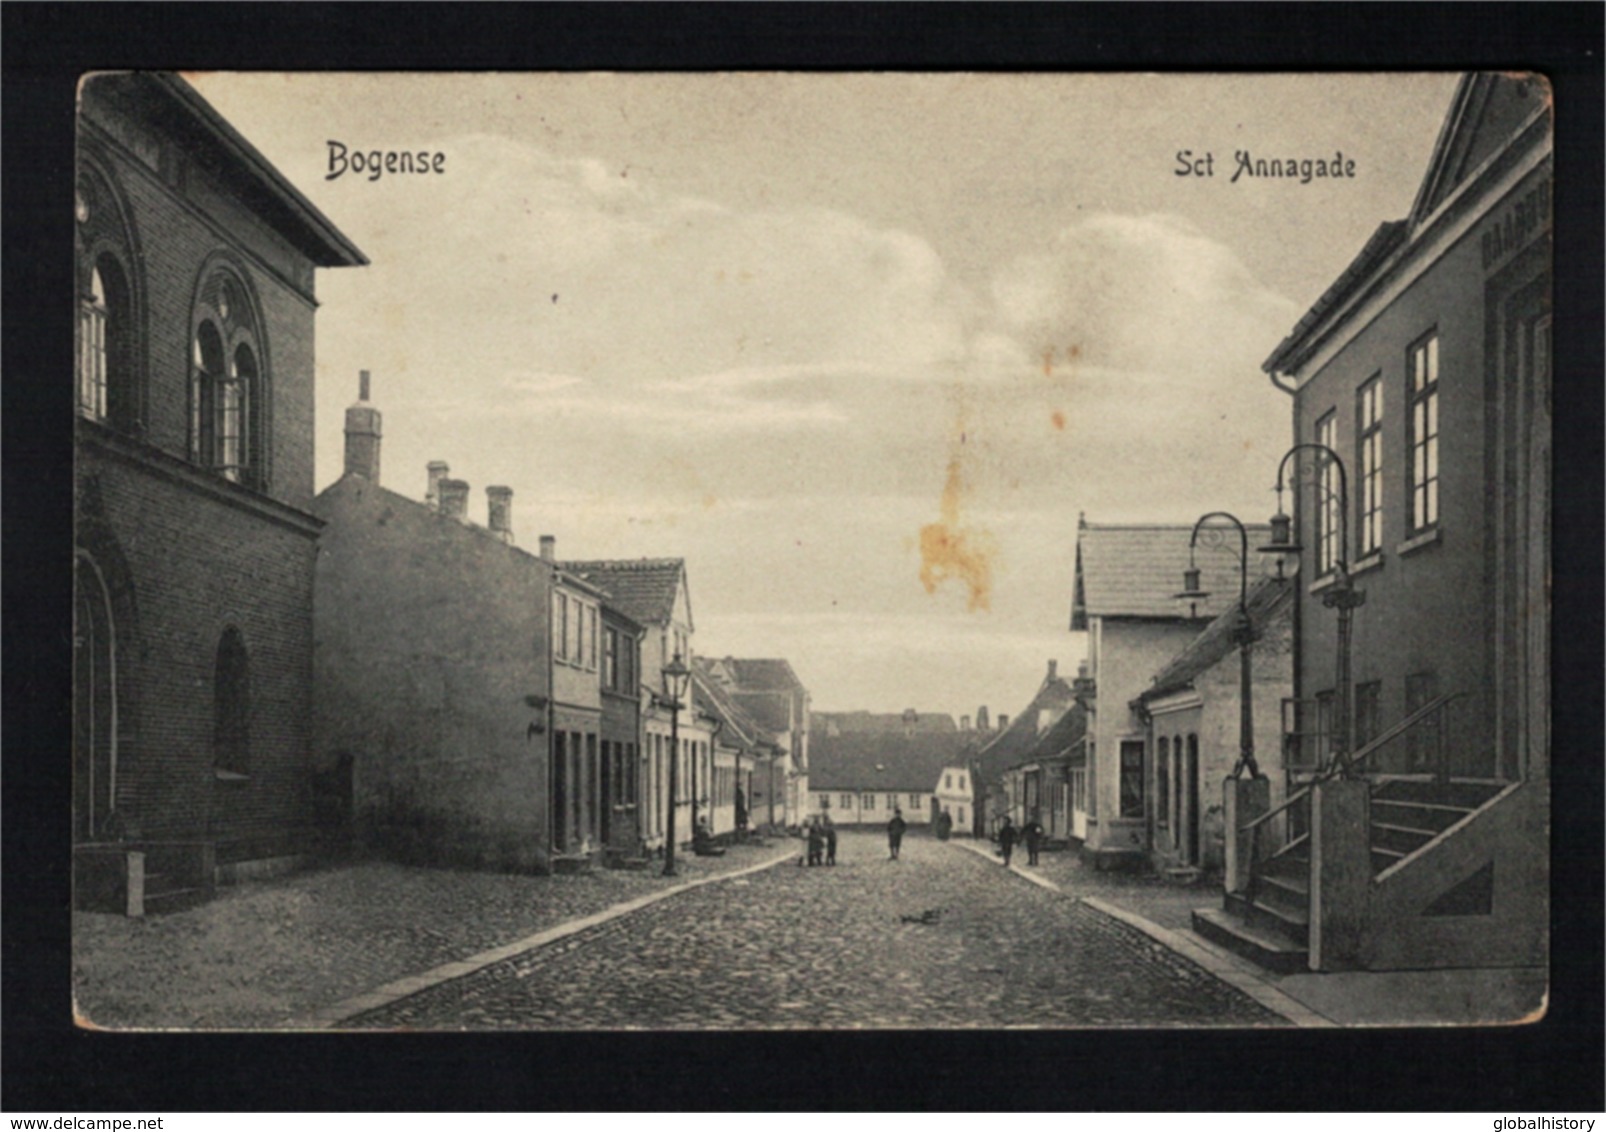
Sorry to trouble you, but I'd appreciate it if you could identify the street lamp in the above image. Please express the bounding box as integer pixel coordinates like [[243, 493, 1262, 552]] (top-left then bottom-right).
[[1259, 444, 1366, 779], [1176, 512, 1261, 780], [660, 652, 691, 877]]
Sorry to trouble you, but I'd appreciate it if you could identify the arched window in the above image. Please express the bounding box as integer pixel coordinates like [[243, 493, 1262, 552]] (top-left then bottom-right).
[[214, 627, 251, 776], [191, 270, 264, 488], [75, 170, 140, 432]]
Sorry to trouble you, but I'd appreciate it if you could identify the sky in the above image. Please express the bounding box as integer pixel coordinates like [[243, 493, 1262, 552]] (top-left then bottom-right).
[[189, 72, 1460, 722]]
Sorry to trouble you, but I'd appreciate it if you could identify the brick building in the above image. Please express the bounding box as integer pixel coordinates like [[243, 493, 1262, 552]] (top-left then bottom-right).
[[1198, 73, 1551, 972], [74, 73, 366, 910]]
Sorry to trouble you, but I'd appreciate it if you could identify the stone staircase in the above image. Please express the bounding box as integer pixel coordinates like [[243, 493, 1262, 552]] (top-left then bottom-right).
[[1192, 778, 1505, 973]]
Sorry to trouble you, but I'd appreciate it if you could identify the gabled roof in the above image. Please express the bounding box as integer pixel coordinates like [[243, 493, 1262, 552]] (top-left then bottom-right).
[[812, 711, 958, 737], [808, 729, 973, 793], [1141, 576, 1294, 702], [1409, 73, 1549, 229], [557, 558, 688, 630], [1263, 73, 1549, 378], [90, 74, 367, 268], [722, 658, 806, 693], [974, 673, 1078, 785], [692, 664, 778, 755], [731, 692, 795, 734], [1013, 701, 1089, 769], [1071, 520, 1273, 629]]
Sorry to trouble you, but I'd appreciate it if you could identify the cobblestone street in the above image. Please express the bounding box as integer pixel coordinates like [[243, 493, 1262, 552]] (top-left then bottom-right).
[[347, 831, 1287, 1029]]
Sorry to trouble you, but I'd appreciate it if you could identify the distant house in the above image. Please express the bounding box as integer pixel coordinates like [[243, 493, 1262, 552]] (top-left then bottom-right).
[[692, 660, 785, 837], [806, 710, 971, 829], [559, 559, 713, 855], [1000, 695, 1089, 845], [975, 661, 1078, 839], [73, 73, 366, 913], [1136, 575, 1293, 875], [703, 658, 812, 829], [1070, 519, 1273, 870]]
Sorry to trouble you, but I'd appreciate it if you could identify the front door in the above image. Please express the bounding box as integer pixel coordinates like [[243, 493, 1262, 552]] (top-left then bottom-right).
[[74, 555, 116, 842]]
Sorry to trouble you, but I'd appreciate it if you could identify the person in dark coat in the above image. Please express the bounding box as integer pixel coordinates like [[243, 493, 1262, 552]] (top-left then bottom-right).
[[1022, 813, 1044, 866], [887, 809, 908, 860], [997, 816, 1018, 867], [823, 814, 838, 866], [806, 817, 824, 867]]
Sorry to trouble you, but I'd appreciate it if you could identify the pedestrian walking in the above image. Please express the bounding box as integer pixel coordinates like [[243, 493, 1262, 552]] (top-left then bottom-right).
[[997, 816, 1017, 867], [887, 808, 907, 860], [806, 817, 825, 867], [1022, 813, 1044, 866], [823, 814, 838, 866]]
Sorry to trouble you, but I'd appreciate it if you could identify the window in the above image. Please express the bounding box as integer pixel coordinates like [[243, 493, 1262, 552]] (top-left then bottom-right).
[[944, 774, 953, 790], [190, 271, 263, 487], [909, 793, 922, 808], [604, 627, 618, 688], [1119, 740, 1144, 818], [1409, 333, 1441, 532], [863, 793, 876, 811], [958, 774, 966, 792], [1405, 671, 1441, 771], [1316, 410, 1340, 574], [75, 172, 139, 432], [840, 794, 852, 809], [555, 594, 569, 662], [214, 627, 250, 776], [887, 794, 897, 811], [1355, 681, 1382, 750], [1069, 767, 1086, 816], [1357, 375, 1384, 556], [957, 806, 966, 825], [1156, 737, 1171, 827]]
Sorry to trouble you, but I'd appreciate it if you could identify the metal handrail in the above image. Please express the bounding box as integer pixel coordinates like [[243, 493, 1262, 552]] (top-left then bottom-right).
[[1240, 785, 1311, 835], [1343, 690, 1466, 776]]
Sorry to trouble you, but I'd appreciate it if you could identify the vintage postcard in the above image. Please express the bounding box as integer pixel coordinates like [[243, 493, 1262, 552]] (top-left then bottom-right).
[[71, 71, 1550, 1031]]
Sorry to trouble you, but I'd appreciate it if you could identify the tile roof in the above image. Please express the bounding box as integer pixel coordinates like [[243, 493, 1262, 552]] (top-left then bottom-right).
[[1142, 575, 1293, 701], [808, 730, 974, 793], [812, 711, 959, 737], [722, 658, 806, 692], [974, 676, 1078, 785], [557, 558, 686, 628], [1014, 701, 1090, 768], [692, 666, 777, 755], [731, 691, 795, 734], [1071, 521, 1274, 627]]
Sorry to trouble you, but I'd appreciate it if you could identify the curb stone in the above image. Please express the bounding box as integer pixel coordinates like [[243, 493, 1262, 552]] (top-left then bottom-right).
[[293, 848, 798, 1029], [948, 837, 1335, 1028]]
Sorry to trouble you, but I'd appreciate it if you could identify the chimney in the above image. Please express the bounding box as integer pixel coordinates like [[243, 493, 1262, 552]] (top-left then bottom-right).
[[998, 713, 1010, 731], [426, 461, 450, 509], [342, 370, 382, 482], [539, 534, 556, 563], [1047, 659, 1058, 681], [486, 486, 514, 544], [960, 714, 970, 732], [438, 478, 470, 522], [976, 706, 990, 731]]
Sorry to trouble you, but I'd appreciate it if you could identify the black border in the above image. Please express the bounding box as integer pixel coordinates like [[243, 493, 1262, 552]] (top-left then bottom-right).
[[6, 2, 1602, 1114]]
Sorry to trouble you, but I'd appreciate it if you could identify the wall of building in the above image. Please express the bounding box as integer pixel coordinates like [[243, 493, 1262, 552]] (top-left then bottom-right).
[[1084, 618, 1200, 860], [1289, 159, 1551, 780], [313, 477, 553, 873], [809, 789, 931, 826]]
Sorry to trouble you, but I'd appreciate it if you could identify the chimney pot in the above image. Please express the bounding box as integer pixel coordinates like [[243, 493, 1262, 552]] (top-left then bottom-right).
[[486, 486, 514, 544], [997, 713, 1010, 731], [539, 534, 556, 563], [438, 478, 470, 522], [342, 371, 383, 481], [1047, 659, 1058, 680], [426, 461, 450, 509]]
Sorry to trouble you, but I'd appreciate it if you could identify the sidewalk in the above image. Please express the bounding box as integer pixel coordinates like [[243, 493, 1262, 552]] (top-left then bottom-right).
[[73, 838, 796, 1030], [952, 838, 1548, 1028]]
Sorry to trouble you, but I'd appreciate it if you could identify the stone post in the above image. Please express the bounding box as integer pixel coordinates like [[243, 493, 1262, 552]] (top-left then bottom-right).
[[1223, 775, 1269, 893], [1309, 778, 1370, 970]]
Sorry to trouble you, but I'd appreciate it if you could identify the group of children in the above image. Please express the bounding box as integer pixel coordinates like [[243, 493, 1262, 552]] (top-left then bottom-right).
[[803, 814, 837, 866]]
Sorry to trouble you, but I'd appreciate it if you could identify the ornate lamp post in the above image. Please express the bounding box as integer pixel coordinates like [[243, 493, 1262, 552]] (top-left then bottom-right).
[[660, 652, 691, 877], [1176, 511, 1261, 780], [1259, 444, 1366, 779]]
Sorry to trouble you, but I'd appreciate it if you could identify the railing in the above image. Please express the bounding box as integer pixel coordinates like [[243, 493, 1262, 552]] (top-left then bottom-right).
[[1238, 691, 1468, 897]]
